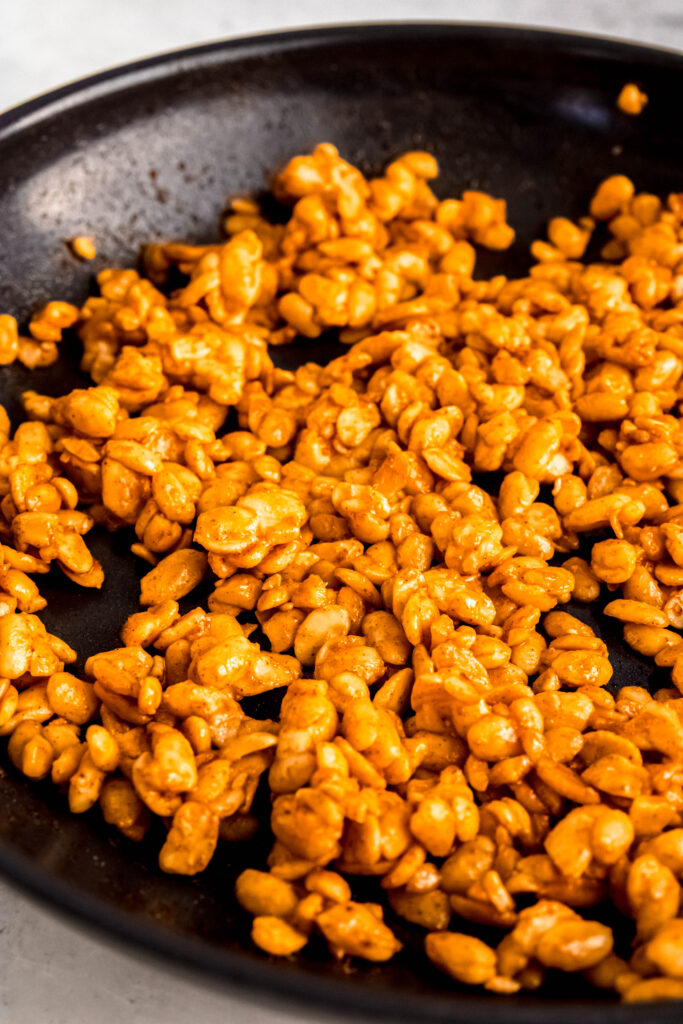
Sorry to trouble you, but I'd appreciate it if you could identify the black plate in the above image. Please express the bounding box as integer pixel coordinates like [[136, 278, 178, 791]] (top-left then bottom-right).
[[1, 23, 683, 1023]]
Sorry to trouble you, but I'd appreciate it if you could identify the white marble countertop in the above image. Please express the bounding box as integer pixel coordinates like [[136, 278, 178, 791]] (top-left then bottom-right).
[[2, 2, 683, 1022]]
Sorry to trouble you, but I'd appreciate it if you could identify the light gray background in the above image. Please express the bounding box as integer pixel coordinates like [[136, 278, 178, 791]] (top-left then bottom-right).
[[2, 2, 683, 1022]]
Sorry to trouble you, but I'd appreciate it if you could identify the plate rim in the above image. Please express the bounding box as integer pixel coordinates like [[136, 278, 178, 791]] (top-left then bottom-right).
[[2, 19, 683, 131]]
